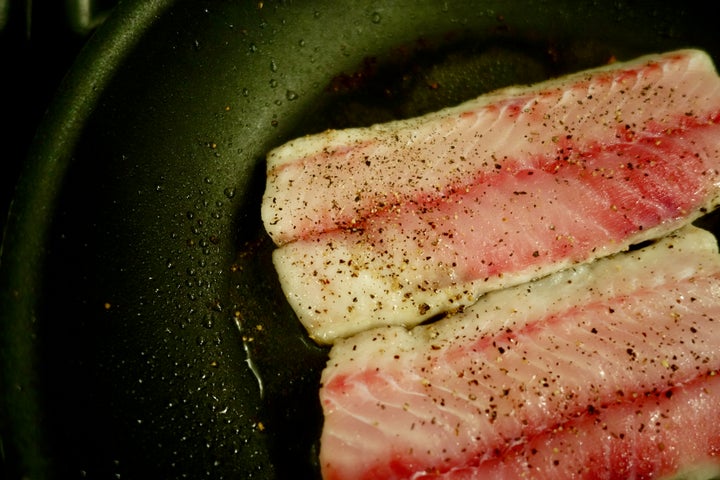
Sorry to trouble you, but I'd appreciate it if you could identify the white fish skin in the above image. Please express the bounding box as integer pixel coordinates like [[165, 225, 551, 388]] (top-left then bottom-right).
[[266, 49, 720, 343], [318, 226, 720, 479]]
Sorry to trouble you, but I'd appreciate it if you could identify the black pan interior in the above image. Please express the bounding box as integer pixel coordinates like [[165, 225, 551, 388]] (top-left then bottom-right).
[[2, 0, 719, 479]]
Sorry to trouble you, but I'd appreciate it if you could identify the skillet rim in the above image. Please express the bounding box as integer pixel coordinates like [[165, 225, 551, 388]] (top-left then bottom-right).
[[0, 1, 175, 477]]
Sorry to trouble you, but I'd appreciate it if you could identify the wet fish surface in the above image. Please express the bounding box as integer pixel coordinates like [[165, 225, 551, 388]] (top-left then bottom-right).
[[318, 226, 720, 479], [262, 49, 720, 344]]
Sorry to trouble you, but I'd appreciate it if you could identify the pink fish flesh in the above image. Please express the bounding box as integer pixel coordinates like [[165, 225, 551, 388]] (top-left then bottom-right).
[[263, 49, 720, 343], [318, 226, 720, 479]]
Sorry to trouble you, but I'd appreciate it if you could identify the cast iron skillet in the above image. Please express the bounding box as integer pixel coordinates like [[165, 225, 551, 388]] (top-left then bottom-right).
[[2, 0, 720, 478]]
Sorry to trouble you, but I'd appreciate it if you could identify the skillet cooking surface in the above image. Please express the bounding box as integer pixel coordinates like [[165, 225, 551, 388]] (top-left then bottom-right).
[[2, 0, 720, 478]]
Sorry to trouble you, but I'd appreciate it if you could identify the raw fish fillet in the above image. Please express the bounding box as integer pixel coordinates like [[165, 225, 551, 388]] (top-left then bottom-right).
[[318, 226, 720, 479], [262, 49, 720, 343]]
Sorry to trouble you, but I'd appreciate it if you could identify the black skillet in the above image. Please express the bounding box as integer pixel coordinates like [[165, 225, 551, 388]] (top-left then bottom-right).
[[2, 0, 720, 478]]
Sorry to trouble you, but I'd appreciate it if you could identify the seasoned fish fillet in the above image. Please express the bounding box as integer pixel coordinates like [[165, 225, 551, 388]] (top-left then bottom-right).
[[318, 226, 720, 479], [263, 49, 720, 343]]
